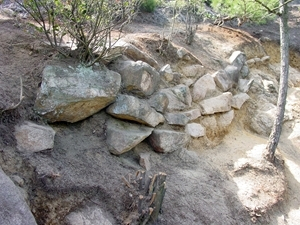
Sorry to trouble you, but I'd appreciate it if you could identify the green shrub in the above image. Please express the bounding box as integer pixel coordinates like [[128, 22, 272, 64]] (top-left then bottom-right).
[[140, 0, 158, 12]]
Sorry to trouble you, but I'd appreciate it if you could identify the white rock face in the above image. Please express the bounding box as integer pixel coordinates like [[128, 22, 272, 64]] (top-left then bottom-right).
[[192, 74, 216, 102], [15, 121, 55, 153], [199, 92, 233, 115], [185, 123, 206, 138]]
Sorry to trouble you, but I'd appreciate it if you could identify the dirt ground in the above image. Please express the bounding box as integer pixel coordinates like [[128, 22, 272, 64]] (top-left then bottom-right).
[[0, 2, 300, 225]]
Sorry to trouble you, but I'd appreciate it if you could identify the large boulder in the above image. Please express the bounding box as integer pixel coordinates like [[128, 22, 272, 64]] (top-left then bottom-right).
[[161, 85, 192, 111], [199, 92, 232, 115], [0, 167, 37, 225], [64, 204, 115, 225], [34, 64, 121, 123], [148, 129, 190, 153], [105, 118, 153, 155], [192, 74, 217, 102], [106, 94, 164, 127], [14, 121, 55, 153], [110, 60, 160, 97]]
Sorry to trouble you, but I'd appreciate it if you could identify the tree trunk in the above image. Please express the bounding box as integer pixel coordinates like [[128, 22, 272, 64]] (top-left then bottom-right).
[[265, 0, 289, 162]]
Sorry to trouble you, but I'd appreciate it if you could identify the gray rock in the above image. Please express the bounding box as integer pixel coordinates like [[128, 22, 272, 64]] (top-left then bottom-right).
[[224, 65, 240, 85], [238, 79, 254, 93], [229, 51, 246, 71], [148, 129, 190, 153], [185, 123, 206, 138], [64, 204, 114, 225], [192, 74, 216, 102], [182, 109, 201, 121], [164, 112, 190, 126], [216, 110, 235, 128], [199, 92, 232, 115], [213, 70, 233, 92], [180, 64, 206, 78], [161, 85, 192, 111], [34, 64, 121, 123], [148, 92, 169, 113], [177, 47, 189, 59], [240, 64, 250, 78], [106, 95, 164, 127], [106, 118, 153, 155], [0, 167, 37, 225], [103, 39, 158, 69], [231, 93, 250, 109], [15, 121, 55, 153], [110, 60, 159, 97]]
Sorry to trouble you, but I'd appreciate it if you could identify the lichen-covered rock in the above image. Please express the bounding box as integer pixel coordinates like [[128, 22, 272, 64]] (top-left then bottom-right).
[[15, 121, 55, 153], [106, 95, 164, 127], [34, 63, 121, 123], [105, 118, 153, 155], [199, 92, 232, 115], [148, 129, 190, 153]]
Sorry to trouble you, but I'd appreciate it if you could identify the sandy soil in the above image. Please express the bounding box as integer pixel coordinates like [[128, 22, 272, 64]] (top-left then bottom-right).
[[0, 3, 300, 225]]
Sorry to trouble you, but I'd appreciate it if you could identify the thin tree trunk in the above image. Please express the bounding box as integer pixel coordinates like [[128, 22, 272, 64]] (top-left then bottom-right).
[[265, 0, 289, 162]]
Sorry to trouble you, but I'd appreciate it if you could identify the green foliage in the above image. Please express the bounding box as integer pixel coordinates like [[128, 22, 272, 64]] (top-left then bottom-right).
[[140, 0, 158, 12], [211, 0, 279, 24], [17, 0, 141, 66]]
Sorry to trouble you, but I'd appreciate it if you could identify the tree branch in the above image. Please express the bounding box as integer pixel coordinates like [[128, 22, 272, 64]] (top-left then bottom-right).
[[252, 0, 295, 16]]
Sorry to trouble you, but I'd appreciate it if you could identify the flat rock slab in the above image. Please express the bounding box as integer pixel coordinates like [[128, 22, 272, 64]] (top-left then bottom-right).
[[34, 64, 121, 123], [106, 118, 153, 155], [0, 167, 37, 225], [15, 121, 55, 153], [106, 94, 164, 127], [148, 129, 190, 153], [164, 112, 189, 126], [199, 92, 232, 115]]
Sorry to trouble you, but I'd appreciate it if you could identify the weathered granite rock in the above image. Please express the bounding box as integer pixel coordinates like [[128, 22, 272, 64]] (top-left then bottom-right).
[[216, 110, 235, 128], [164, 112, 189, 126], [185, 123, 206, 138], [160, 64, 173, 82], [240, 64, 250, 78], [161, 85, 192, 111], [110, 60, 160, 97], [106, 95, 164, 127], [224, 65, 240, 85], [238, 79, 254, 93], [192, 74, 216, 102], [213, 70, 232, 92], [250, 105, 276, 136], [34, 64, 121, 123], [148, 92, 169, 113], [231, 93, 250, 109], [182, 109, 201, 121], [180, 64, 206, 78], [106, 118, 153, 155], [64, 204, 114, 225], [148, 129, 190, 153], [199, 92, 232, 115], [103, 39, 158, 69], [229, 51, 247, 71], [0, 167, 37, 225], [15, 121, 55, 153]]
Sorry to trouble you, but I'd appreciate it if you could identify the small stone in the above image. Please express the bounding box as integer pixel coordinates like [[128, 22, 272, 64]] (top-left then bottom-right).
[[185, 123, 206, 138], [139, 152, 151, 170]]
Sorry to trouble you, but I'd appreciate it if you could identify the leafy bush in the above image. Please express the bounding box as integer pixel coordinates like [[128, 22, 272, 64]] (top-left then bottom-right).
[[17, 0, 141, 66], [211, 0, 279, 25], [140, 0, 158, 12]]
